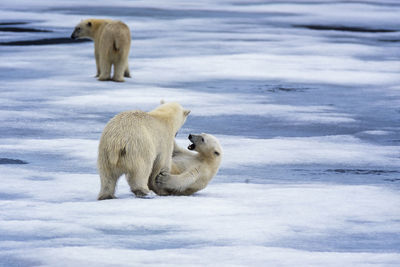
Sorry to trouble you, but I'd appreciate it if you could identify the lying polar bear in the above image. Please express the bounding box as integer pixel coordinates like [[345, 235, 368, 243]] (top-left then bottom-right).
[[155, 133, 222, 196]]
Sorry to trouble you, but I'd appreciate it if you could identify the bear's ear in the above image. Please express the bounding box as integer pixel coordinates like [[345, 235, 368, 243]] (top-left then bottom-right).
[[214, 151, 220, 156], [183, 109, 191, 117], [87, 21, 92, 27]]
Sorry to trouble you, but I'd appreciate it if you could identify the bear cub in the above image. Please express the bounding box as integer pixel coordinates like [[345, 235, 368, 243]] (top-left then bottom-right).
[[155, 133, 222, 196]]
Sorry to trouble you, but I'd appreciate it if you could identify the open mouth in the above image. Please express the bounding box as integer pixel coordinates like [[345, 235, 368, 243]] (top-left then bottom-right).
[[188, 142, 196, 150], [188, 136, 196, 150]]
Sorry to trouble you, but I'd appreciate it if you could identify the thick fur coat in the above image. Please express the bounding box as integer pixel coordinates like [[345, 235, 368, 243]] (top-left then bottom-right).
[[156, 133, 222, 196], [71, 18, 131, 82], [97, 102, 190, 200]]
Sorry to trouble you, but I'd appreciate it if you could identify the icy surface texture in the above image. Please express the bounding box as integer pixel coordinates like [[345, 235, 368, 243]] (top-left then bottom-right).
[[0, 0, 400, 266]]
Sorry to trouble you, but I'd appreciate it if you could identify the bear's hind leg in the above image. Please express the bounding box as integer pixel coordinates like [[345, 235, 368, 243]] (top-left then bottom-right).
[[95, 52, 100, 77], [147, 153, 169, 195], [98, 58, 112, 81], [98, 170, 121, 200], [124, 63, 131, 78], [112, 60, 126, 82], [126, 165, 151, 197]]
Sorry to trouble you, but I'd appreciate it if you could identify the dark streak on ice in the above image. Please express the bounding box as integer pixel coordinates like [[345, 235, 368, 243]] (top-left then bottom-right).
[[0, 38, 90, 46], [0, 27, 51, 33], [293, 24, 397, 33], [379, 39, 400, 42], [0, 158, 28, 164], [0, 22, 29, 26], [0, 21, 90, 46], [383, 178, 400, 182], [267, 86, 310, 93], [326, 169, 399, 175]]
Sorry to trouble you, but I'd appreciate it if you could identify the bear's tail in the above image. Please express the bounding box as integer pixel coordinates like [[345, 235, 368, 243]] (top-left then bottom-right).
[[113, 39, 120, 52], [107, 146, 127, 166]]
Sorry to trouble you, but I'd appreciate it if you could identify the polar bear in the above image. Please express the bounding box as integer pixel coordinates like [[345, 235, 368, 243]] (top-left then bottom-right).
[[155, 133, 222, 196], [71, 18, 131, 82], [97, 102, 190, 200]]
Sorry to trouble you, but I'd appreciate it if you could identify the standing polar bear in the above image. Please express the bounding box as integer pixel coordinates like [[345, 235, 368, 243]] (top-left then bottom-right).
[[155, 133, 222, 196], [97, 102, 190, 200], [71, 19, 131, 82]]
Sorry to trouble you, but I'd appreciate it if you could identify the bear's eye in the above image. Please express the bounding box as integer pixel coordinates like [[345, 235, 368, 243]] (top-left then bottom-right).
[[87, 22, 92, 27], [201, 137, 204, 142], [76, 27, 81, 31], [214, 151, 220, 156]]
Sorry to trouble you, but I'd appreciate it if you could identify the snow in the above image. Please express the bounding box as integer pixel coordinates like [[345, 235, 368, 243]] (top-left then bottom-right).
[[1, 0, 400, 266]]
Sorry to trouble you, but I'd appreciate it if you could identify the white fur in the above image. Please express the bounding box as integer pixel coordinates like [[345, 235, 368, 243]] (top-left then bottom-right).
[[71, 18, 131, 82], [155, 133, 222, 196], [97, 102, 190, 200]]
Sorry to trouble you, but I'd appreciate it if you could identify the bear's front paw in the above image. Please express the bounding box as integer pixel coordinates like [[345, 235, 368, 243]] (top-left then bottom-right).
[[155, 171, 170, 187]]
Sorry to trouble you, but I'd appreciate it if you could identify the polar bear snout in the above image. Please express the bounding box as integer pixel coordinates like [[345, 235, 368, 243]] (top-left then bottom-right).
[[188, 134, 199, 141], [187, 134, 204, 151], [188, 134, 196, 150], [188, 134, 203, 143], [70, 27, 80, 39], [71, 28, 80, 39]]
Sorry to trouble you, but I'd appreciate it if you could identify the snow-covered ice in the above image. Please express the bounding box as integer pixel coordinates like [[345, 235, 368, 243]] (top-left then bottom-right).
[[1, 0, 400, 266]]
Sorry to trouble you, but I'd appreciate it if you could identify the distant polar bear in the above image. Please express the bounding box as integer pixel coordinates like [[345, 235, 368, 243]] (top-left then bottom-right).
[[71, 18, 131, 82], [97, 102, 190, 200], [155, 133, 222, 196]]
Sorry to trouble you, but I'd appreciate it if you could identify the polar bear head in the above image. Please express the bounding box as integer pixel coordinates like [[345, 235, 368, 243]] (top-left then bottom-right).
[[149, 102, 190, 135], [71, 19, 112, 40], [188, 133, 222, 160], [71, 19, 94, 40]]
